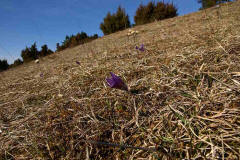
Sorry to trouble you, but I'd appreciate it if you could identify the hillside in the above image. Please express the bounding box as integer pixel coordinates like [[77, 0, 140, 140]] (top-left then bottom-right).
[[1, 2, 240, 159]]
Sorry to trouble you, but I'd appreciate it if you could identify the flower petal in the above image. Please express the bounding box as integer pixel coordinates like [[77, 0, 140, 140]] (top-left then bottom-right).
[[106, 72, 128, 91], [106, 78, 115, 87], [139, 44, 144, 51], [110, 72, 122, 82]]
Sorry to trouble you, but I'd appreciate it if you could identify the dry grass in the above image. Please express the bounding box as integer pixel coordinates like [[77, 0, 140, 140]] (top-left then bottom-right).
[[1, 2, 240, 159]]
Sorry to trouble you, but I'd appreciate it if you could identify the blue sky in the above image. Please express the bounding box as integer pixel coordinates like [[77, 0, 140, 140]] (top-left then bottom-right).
[[0, 0, 201, 63]]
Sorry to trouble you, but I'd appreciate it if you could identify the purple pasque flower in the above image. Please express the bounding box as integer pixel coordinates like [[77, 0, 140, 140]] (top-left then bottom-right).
[[136, 44, 145, 52], [139, 44, 145, 51], [106, 72, 128, 91], [76, 61, 80, 65]]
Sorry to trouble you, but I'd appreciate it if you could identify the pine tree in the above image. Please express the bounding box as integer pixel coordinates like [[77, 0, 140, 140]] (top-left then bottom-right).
[[115, 6, 130, 31], [100, 6, 130, 35], [56, 43, 61, 51], [100, 12, 116, 35], [135, 2, 155, 25], [134, 1, 177, 26], [21, 47, 32, 62], [40, 44, 48, 57], [56, 32, 98, 51], [70, 36, 78, 47], [0, 59, 9, 71], [21, 42, 40, 62], [12, 58, 23, 67], [29, 42, 39, 59], [198, 0, 231, 9], [165, 3, 178, 18], [144, 2, 155, 22], [154, 2, 166, 20], [134, 4, 145, 25], [40, 44, 53, 57]]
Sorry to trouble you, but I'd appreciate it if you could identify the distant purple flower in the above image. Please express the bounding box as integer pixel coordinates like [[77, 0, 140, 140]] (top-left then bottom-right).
[[136, 44, 145, 52], [40, 73, 43, 77], [139, 44, 145, 51], [106, 72, 128, 91], [76, 61, 80, 65]]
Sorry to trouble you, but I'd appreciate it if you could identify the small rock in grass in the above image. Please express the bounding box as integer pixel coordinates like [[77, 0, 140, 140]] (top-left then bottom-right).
[[58, 94, 63, 98]]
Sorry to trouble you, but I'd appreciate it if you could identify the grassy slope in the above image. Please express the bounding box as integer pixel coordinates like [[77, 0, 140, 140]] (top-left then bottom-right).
[[1, 2, 240, 159]]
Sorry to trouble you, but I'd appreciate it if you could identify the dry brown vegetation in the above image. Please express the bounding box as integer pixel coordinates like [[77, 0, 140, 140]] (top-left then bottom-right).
[[1, 2, 240, 159]]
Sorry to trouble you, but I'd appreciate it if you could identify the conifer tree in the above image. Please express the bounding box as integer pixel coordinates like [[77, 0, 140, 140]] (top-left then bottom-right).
[[134, 4, 146, 25], [21, 42, 40, 62], [134, 1, 177, 26], [198, 0, 231, 9], [40, 44, 53, 57], [56, 32, 98, 51], [100, 6, 130, 35], [12, 58, 23, 67], [115, 6, 131, 31], [21, 47, 32, 62], [153, 2, 166, 20], [56, 43, 61, 52], [29, 42, 39, 60], [0, 59, 9, 71], [144, 2, 155, 22]]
